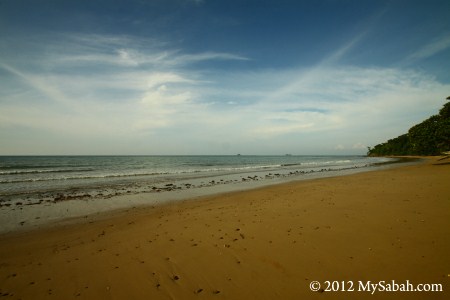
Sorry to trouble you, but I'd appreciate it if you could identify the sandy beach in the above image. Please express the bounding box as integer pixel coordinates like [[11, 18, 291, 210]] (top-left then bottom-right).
[[0, 157, 449, 299]]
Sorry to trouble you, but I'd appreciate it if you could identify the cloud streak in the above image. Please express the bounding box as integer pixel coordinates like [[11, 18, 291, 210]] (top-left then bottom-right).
[[406, 34, 450, 61], [0, 62, 83, 117], [1, 33, 449, 155]]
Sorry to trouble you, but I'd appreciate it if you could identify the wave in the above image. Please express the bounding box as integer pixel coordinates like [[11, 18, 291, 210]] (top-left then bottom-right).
[[0, 164, 286, 184], [0, 171, 171, 184], [0, 168, 95, 175], [185, 164, 282, 172], [0, 159, 364, 185], [0, 163, 94, 170], [299, 160, 352, 166]]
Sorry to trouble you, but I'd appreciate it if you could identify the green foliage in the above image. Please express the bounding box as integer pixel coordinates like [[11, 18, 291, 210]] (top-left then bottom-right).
[[367, 100, 450, 156], [367, 134, 410, 156]]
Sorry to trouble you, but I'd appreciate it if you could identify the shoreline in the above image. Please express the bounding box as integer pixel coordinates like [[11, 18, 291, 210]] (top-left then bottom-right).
[[0, 157, 417, 235], [0, 156, 449, 299], [1, 155, 381, 202]]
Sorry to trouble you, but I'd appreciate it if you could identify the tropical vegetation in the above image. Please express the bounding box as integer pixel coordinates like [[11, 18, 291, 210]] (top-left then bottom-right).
[[367, 97, 450, 156]]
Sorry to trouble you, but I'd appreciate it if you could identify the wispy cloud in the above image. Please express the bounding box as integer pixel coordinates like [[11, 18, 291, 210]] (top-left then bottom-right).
[[0, 34, 246, 142], [174, 52, 249, 64], [405, 34, 450, 62], [41, 34, 248, 69], [207, 66, 448, 146], [0, 62, 77, 109], [1, 33, 449, 154]]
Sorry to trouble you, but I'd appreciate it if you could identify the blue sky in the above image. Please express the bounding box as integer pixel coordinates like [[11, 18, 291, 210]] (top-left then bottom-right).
[[1, 0, 449, 155]]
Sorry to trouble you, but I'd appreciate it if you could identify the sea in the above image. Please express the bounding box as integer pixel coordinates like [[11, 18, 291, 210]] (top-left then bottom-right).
[[0, 155, 394, 204]]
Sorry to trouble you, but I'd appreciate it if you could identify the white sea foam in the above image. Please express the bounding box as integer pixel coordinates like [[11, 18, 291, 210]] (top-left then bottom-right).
[[0, 155, 392, 200]]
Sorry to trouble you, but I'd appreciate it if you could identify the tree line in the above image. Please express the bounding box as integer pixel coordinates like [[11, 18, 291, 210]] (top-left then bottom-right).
[[367, 97, 450, 156]]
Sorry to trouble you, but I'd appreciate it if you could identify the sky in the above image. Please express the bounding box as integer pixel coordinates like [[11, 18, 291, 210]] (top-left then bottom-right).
[[0, 0, 449, 155]]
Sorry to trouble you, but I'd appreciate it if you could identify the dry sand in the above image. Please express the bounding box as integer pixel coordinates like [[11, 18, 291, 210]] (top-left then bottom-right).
[[0, 157, 449, 299]]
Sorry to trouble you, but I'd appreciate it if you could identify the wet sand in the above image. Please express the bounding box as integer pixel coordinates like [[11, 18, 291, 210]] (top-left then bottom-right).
[[0, 157, 449, 299], [0, 159, 392, 234]]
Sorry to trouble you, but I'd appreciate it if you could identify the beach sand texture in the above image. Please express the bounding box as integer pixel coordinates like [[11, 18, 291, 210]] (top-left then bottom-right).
[[0, 158, 449, 299]]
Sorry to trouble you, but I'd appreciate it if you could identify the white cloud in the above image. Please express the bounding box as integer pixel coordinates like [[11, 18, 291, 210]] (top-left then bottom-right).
[[1, 33, 449, 155], [406, 34, 450, 61], [144, 72, 197, 89], [250, 122, 314, 137], [32, 33, 248, 70], [174, 52, 249, 64], [137, 84, 194, 129], [352, 142, 367, 150]]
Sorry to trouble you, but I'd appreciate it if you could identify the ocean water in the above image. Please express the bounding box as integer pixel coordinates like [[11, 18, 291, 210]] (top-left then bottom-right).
[[0, 155, 392, 202]]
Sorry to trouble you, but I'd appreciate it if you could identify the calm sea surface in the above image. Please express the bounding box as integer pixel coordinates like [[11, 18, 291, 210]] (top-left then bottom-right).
[[0, 155, 392, 201]]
